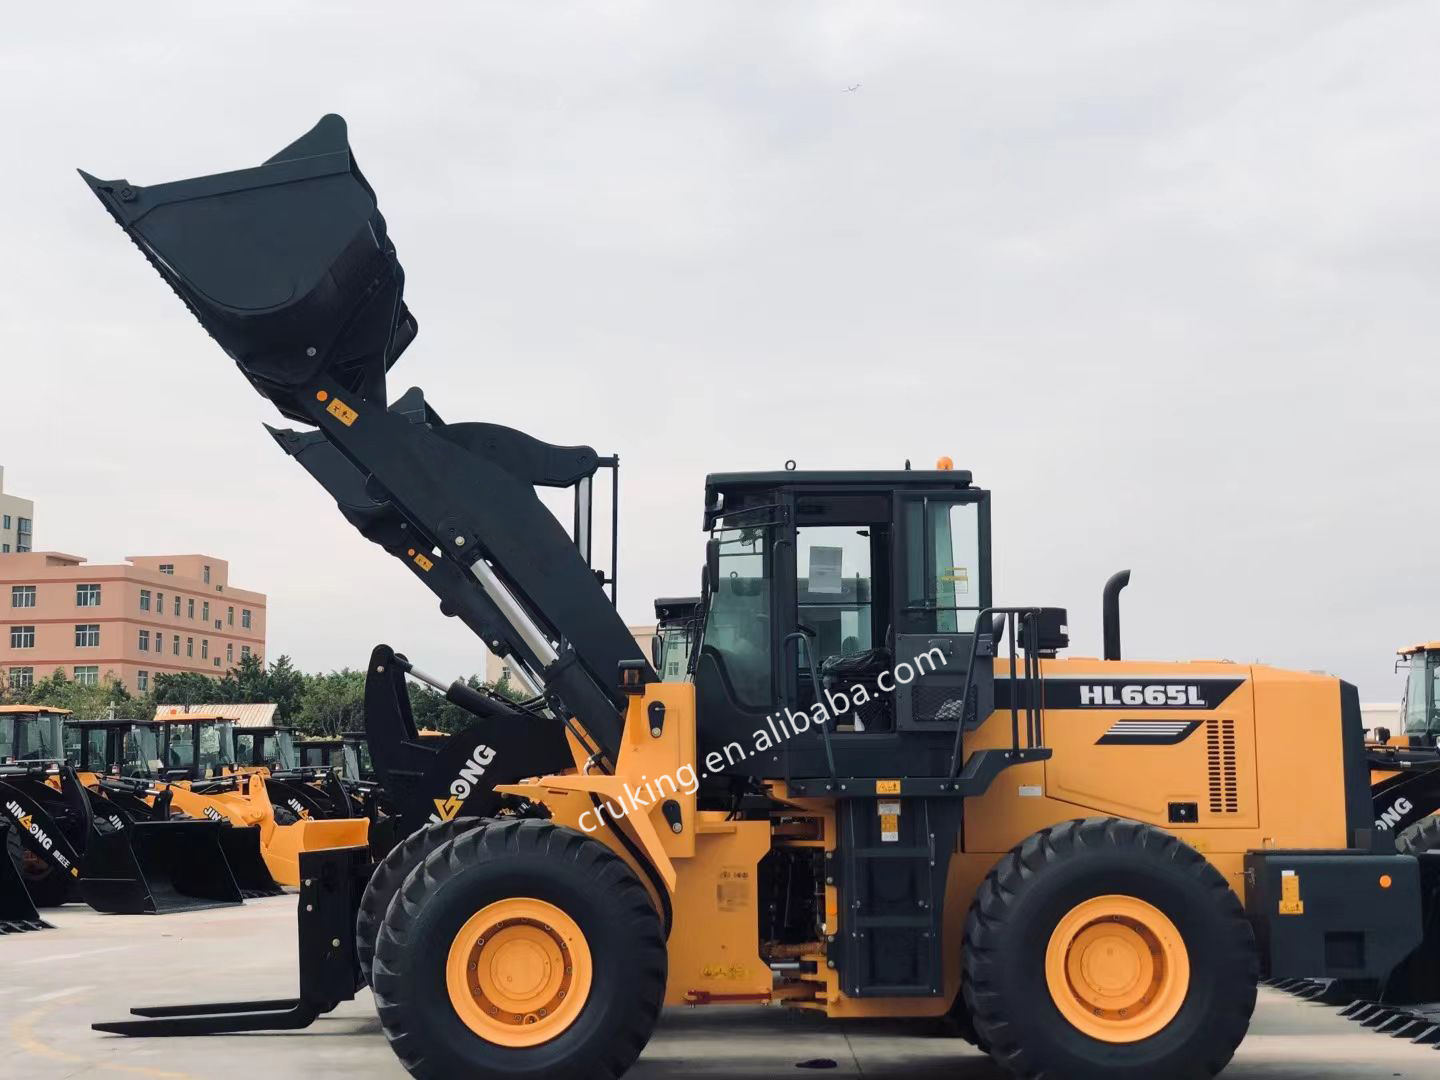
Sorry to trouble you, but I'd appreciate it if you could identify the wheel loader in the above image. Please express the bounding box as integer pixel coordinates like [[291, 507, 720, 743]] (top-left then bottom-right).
[[83, 116, 1440, 1079], [67, 715, 283, 898], [1367, 642, 1440, 855], [2, 706, 245, 913], [150, 712, 370, 885]]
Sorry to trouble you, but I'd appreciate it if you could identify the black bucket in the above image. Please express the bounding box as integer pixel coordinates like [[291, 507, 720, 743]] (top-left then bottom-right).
[[216, 825, 283, 899], [81, 810, 244, 915], [80, 114, 415, 421], [0, 821, 51, 933]]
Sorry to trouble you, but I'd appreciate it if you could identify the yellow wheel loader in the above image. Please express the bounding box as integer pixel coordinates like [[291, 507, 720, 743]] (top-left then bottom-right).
[[151, 714, 369, 887], [1366, 642, 1440, 855], [4, 707, 244, 914], [84, 116, 1440, 1078]]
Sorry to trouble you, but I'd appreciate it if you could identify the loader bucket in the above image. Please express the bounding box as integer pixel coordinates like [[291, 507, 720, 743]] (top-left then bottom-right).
[[0, 821, 51, 933], [215, 825, 283, 899], [81, 813, 243, 915], [79, 114, 416, 421], [262, 818, 371, 888]]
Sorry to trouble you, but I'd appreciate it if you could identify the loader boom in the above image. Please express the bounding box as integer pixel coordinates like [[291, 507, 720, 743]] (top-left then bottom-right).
[[80, 114, 650, 767]]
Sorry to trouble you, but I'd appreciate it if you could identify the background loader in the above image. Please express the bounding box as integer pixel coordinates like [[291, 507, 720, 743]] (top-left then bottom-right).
[[3, 707, 244, 914], [83, 115, 1440, 1080], [1368, 642, 1440, 856]]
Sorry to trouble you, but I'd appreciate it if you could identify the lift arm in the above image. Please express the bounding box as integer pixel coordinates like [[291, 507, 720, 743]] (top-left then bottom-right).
[[80, 114, 652, 765]]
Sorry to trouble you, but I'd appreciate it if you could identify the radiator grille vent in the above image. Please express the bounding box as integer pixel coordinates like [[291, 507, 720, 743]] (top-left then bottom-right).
[[1207, 717, 1239, 814]]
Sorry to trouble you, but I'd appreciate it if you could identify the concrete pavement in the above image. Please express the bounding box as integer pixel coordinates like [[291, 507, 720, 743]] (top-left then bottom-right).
[[2, 896, 1434, 1079]]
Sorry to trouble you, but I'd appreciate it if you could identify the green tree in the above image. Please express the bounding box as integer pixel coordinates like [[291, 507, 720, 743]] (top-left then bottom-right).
[[294, 669, 366, 736]]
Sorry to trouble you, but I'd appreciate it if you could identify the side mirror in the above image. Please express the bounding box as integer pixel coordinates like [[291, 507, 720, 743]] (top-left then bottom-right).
[[650, 633, 663, 669], [705, 538, 721, 594]]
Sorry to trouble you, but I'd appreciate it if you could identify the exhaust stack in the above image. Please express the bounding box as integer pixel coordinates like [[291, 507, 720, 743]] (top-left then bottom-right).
[[1102, 569, 1130, 662]]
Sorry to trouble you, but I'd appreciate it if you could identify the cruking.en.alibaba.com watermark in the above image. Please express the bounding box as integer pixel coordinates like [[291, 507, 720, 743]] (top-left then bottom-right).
[[578, 646, 949, 833]]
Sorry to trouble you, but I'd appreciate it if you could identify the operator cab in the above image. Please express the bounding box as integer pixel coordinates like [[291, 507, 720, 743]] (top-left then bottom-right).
[[693, 466, 1054, 785], [66, 717, 161, 777], [154, 711, 238, 780], [1398, 643, 1440, 746], [234, 725, 299, 772], [651, 597, 700, 681], [0, 705, 69, 764]]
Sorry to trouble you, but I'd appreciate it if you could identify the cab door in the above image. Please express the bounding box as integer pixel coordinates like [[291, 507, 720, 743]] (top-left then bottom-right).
[[892, 491, 992, 731]]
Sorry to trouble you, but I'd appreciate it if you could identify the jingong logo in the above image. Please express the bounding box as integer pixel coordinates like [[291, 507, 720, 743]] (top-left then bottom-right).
[[430, 743, 498, 824]]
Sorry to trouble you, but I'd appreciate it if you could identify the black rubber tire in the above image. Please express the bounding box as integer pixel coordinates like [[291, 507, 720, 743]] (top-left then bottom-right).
[[1396, 815, 1440, 855], [372, 818, 666, 1080], [356, 816, 484, 985], [963, 818, 1257, 1080], [6, 826, 71, 908]]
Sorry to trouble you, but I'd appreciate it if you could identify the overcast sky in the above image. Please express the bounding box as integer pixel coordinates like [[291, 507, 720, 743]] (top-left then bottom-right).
[[2, 2, 1436, 701]]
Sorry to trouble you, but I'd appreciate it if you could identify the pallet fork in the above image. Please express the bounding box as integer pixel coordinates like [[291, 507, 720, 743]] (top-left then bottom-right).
[[94, 845, 371, 1035]]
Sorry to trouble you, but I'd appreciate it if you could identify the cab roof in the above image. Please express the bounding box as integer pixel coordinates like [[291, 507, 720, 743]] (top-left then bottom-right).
[[0, 704, 72, 716], [706, 469, 974, 491], [153, 710, 240, 724], [1399, 642, 1440, 656]]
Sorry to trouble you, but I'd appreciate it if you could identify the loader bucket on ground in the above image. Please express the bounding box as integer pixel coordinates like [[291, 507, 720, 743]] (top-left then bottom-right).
[[79, 114, 415, 422], [0, 821, 51, 933], [261, 818, 370, 888], [81, 817, 243, 915], [215, 825, 283, 898]]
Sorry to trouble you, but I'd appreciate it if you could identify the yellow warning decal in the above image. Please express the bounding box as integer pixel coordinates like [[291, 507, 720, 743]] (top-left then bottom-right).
[[876, 779, 901, 795], [879, 813, 900, 842], [1279, 869, 1304, 916], [326, 397, 358, 426], [414, 552, 434, 572]]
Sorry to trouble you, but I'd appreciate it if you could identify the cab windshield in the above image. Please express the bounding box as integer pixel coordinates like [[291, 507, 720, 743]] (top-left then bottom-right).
[[270, 731, 297, 771], [0, 716, 58, 762], [1402, 652, 1439, 736], [655, 625, 695, 681], [196, 721, 235, 777], [124, 726, 159, 777], [700, 524, 774, 708]]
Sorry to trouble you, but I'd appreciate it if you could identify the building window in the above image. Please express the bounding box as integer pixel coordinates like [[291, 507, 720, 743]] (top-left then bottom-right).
[[226, 642, 233, 664], [241, 608, 252, 630], [201, 639, 209, 660], [75, 624, 100, 647], [73, 665, 99, 687], [156, 591, 164, 615], [173, 596, 181, 616], [203, 564, 211, 584], [159, 563, 174, 575], [213, 658, 221, 668], [138, 629, 150, 652], [10, 625, 35, 649], [137, 670, 149, 692], [1, 544, 8, 553], [186, 637, 194, 657], [202, 601, 210, 622], [170, 635, 179, 656], [139, 588, 151, 611], [11, 585, 35, 608], [8, 666, 33, 691], [1, 514, 8, 528], [227, 606, 234, 626], [76, 583, 102, 607], [187, 598, 195, 619], [241, 645, 251, 660]]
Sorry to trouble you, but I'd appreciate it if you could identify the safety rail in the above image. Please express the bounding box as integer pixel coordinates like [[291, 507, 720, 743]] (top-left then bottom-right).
[[946, 607, 1048, 779]]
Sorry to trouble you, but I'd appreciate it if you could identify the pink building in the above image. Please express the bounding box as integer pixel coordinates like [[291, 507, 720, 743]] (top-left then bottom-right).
[[0, 552, 266, 694]]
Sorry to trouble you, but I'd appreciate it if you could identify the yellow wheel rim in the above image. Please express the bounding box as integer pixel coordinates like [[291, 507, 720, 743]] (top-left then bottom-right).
[[1044, 895, 1190, 1043], [445, 898, 592, 1047]]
